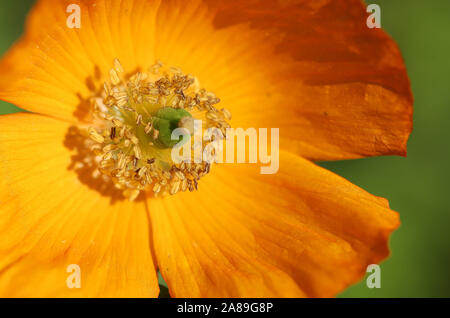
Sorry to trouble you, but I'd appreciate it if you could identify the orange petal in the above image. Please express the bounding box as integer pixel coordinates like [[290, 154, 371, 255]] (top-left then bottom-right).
[[150, 151, 399, 297], [153, 0, 413, 160], [0, 0, 160, 122], [0, 113, 159, 297]]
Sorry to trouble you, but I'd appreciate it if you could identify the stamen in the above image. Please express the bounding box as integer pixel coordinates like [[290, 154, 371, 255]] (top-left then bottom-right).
[[178, 116, 195, 135], [86, 59, 231, 200]]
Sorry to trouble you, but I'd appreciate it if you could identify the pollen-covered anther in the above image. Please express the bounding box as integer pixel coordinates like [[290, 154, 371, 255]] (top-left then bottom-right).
[[178, 116, 195, 135], [86, 59, 231, 200]]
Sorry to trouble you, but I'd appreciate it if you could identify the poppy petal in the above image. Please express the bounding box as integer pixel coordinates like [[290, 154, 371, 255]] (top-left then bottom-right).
[[0, 113, 159, 297], [153, 0, 413, 160], [150, 151, 399, 297], [0, 0, 161, 123]]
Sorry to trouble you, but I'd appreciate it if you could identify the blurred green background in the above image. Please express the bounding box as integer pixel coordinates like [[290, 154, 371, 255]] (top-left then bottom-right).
[[0, 0, 449, 297]]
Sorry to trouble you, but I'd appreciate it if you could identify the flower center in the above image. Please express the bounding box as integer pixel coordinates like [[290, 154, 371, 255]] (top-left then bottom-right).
[[87, 59, 231, 200]]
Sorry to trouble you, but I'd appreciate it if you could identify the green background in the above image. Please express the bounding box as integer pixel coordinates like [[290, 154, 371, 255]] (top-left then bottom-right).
[[1, 0, 449, 297]]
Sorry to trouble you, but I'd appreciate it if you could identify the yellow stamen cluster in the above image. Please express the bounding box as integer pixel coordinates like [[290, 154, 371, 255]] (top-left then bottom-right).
[[87, 59, 231, 200]]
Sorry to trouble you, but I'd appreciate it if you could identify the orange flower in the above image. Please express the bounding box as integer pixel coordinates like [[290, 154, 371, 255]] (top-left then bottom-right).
[[0, 0, 412, 297]]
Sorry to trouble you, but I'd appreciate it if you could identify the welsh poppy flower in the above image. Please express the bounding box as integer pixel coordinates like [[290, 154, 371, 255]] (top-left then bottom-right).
[[0, 0, 413, 297]]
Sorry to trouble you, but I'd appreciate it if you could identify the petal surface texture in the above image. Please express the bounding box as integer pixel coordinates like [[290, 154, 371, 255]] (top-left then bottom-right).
[[150, 152, 399, 297], [0, 114, 159, 297], [0, 0, 413, 160]]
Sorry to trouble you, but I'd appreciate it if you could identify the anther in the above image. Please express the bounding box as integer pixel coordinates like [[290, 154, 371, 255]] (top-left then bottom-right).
[[86, 59, 231, 200]]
